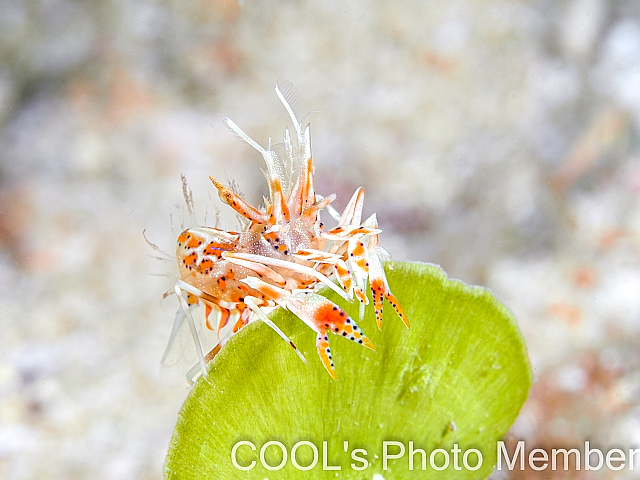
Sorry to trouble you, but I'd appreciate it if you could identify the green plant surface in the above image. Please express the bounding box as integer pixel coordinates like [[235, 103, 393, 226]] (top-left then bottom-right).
[[164, 261, 532, 479]]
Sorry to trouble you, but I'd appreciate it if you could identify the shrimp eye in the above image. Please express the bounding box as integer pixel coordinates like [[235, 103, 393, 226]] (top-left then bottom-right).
[[218, 188, 233, 204]]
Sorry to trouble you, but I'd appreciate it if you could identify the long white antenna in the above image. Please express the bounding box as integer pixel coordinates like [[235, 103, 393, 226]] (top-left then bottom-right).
[[275, 83, 303, 146]]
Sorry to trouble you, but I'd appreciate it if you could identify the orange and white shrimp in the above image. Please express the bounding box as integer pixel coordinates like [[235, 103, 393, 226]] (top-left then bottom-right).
[[169, 84, 408, 382]]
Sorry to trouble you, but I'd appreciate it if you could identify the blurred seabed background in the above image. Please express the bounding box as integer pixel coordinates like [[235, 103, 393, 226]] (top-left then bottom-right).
[[1, 0, 640, 478]]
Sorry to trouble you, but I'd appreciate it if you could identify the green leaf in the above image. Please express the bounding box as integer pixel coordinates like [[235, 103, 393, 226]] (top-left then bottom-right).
[[164, 261, 532, 479]]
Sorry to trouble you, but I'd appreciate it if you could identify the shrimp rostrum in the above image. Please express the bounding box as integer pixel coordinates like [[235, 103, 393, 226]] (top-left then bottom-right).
[[171, 84, 408, 382]]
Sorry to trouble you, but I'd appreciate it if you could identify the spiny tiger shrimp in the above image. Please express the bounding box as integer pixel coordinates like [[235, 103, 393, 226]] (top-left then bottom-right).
[[168, 84, 408, 382]]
